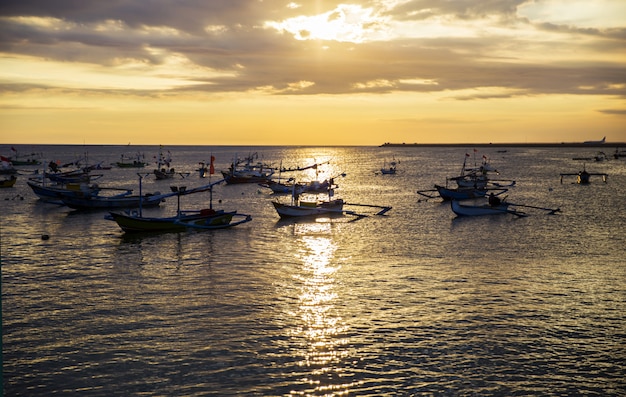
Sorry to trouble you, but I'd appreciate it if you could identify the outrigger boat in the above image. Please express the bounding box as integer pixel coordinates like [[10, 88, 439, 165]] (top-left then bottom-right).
[[7, 148, 42, 166], [272, 178, 392, 219], [451, 196, 560, 217], [153, 146, 177, 180], [107, 175, 252, 232], [613, 148, 626, 159], [417, 184, 509, 201], [58, 173, 167, 210], [451, 199, 521, 217], [174, 212, 252, 230], [379, 158, 398, 175], [259, 162, 338, 195], [115, 152, 146, 168], [417, 151, 514, 201], [560, 166, 608, 184], [28, 179, 104, 203], [222, 152, 275, 184]]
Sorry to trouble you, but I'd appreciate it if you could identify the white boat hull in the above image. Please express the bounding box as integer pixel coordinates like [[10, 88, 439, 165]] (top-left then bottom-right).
[[450, 199, 512, 216], [272, 199, 344, 218]]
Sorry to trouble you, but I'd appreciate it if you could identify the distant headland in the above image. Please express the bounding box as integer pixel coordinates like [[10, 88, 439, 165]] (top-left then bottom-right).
[[380, 141, 626, 148]]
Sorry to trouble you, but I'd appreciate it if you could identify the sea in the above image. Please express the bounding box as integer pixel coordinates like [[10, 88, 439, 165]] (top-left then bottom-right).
[[1, 144, 625, 396]]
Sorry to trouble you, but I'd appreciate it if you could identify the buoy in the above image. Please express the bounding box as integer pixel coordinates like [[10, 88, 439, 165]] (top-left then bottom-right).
[[41, 234, 50, 240]]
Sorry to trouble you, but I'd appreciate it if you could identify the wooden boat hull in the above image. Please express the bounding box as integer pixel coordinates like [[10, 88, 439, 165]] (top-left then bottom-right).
[[116, 162, 146, 168], [451, 199, 512, 216], [27, 180, 101, 202], [435, 185, 488, 201], [272, 199, 344, 218], [10, 159, 41, 166], [154, 169, 176, 180], [175, 213, 252, 230], [222, 171, 272, 184], [260, 180, 331, 194], [108, 209, 231, 233]]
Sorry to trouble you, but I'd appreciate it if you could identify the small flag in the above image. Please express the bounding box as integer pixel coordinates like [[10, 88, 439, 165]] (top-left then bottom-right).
[[11, 146, 16, 152], [209, 155, 215, 174], [1, 155, 10, 162], [465, 153, 470, 157]]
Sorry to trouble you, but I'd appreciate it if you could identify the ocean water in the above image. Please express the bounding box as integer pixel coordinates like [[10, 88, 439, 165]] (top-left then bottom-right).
[[1, 144, 625, 396]]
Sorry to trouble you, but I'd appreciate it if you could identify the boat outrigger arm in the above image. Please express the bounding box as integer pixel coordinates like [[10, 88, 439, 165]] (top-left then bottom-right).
[[136, 173, 227, 216], [280, 159, 331, 172], [344, 202, 393, 216], [506, 202, 561, 215]]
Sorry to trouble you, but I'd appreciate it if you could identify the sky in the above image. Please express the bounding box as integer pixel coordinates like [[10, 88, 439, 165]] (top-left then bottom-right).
[[0, 0, 625, 145]]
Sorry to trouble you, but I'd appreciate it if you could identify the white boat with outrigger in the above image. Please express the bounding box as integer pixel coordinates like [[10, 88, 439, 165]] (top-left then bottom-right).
[[417, 151, 514, 201], [450, 194, 560, 217], [272, 176, 392, 220], [259, 160, 337, 195]]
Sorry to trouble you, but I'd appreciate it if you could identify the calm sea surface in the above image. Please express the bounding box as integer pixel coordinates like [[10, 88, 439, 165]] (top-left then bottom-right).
[[2, 144, 625, 396]]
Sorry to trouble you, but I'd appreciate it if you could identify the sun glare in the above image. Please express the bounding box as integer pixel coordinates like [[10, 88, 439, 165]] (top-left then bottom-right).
[[266, 4, 388, 43]]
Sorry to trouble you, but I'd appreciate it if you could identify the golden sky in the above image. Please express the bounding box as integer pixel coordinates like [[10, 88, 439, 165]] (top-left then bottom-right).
[[1, 0, 625, 145]]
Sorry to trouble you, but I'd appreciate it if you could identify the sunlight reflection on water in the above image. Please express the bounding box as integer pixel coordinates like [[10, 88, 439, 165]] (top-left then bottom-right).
[[2, 144, 625, 396]]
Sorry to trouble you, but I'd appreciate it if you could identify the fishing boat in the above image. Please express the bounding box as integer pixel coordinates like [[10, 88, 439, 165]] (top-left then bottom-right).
[[108, 208, 242, 233], [261, 179, 334, 195], [416, 183, 509, 201], [451, 195, 560, 217], [273, 197, 346, 218], [27, 179, 104, 203], [560, 167, 608, 184], [613, 148, 626, 159], [174, 212, 252, 230], [259, 160, 335, 194], [450, 199, 523, 217], [107, 177, 252, 232], [153, 146, 176, 179], [222, 152, 274, 184], [7, 147, 42, 166], [115, 152, 146, 168], [105, 208, 244, 233], [448, 151, 513, 189], [1, 175, 17, 188], [435, 185, 490, 200], [272, 179, 391, 219], [379, 159, 398, 175]]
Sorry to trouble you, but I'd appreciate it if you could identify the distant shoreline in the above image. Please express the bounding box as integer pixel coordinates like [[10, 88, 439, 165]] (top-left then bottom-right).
[[380, 142, 626, 148]]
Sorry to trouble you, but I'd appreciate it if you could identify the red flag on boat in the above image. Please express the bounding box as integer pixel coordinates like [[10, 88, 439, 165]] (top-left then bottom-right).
[[1, 155, 10, 162], [465, 153, 470, 157], [11, 146, 16, 152], [209, 155, 215, 174]]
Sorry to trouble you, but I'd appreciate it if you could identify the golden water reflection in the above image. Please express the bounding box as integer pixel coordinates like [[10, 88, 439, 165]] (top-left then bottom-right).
[[290, 222, 351, 391]]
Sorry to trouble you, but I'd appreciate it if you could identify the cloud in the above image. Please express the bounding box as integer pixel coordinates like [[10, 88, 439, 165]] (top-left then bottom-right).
[[597, 108, 626, 115], [0, 0, 624, 100]]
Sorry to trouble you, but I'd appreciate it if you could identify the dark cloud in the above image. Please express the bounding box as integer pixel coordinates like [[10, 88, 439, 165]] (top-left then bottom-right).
[[597, 109, 626, 115], [1, 0, 624, 99]]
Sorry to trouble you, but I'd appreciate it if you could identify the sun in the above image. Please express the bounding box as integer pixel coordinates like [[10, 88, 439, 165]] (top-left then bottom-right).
[[266, 4, 388, 43]]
